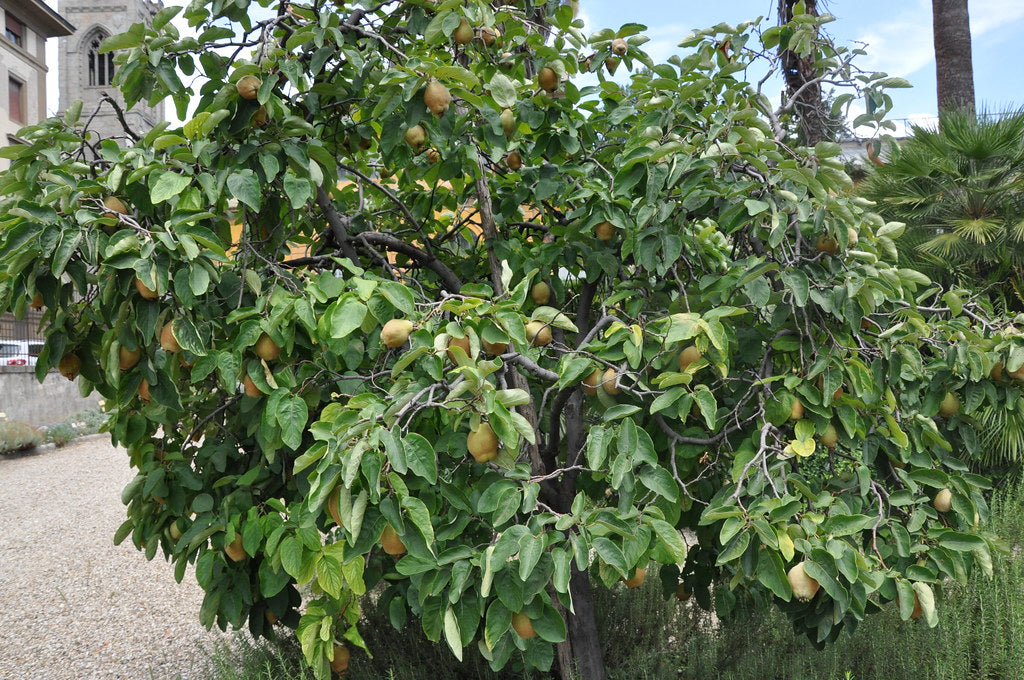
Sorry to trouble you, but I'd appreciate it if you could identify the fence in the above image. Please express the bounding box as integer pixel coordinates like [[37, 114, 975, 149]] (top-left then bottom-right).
[[0, 311, 46, 369]]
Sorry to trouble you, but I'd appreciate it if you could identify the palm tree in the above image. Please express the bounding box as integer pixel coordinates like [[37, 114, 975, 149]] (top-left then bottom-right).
[[864, 111, 1024, 472], [932, 0, 975, 113], [862, 110, 1024, 311]]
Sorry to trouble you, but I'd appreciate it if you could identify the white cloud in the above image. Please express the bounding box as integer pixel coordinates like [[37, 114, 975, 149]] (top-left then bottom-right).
[[851, 0, 1024, 80]]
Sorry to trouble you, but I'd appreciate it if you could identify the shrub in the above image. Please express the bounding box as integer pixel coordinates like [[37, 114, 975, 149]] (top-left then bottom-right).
[[40, 408, 109, 447], [0, 419, 44, 454]]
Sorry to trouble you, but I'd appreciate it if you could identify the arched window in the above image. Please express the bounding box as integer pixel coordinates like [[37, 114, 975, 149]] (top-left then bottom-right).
[[87, 34, 115, 87]]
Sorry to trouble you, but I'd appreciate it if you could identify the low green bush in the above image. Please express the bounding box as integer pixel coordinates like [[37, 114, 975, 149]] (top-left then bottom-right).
[[40, 408, 108, 447], [0, 418, 44, 454], [200, 634, 314, 680], [198, 478, 1024, 680]]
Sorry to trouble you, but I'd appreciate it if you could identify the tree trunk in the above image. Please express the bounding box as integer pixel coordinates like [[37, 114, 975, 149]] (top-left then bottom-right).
[[564, 567, 608, 680], [550, 391, 607, 680], [931, 0, 975, 114], [778, 0, 831, 145]]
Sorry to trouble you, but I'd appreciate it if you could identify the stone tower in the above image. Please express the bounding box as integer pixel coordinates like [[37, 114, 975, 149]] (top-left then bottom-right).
[[57, 0, 164, 146]]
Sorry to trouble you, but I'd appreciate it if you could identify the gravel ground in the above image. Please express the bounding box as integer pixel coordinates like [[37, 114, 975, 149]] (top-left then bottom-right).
[[0, 437, 227, 680]]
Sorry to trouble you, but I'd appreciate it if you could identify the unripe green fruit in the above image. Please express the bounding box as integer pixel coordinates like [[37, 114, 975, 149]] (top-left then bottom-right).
[[381, 525, 406, 556], [424, 79, 451, 116], [531, 282, 551, 305], [538, 66, 559, 92], [254, 333, 280, 361], [236, 75, 261, 100], [453, 17, 473, 45], [938, 392, 960, 418], [820, 423, 839, 448], [404, 125, 426, 149], [678, 345, 702, 372], [933, 488, 953, 513], [381, 319, 413, 348], [526, 320, 552, 347], [467, 422, 499, 463], [787, 562, 819, 602], [511, 612, 536, 638]]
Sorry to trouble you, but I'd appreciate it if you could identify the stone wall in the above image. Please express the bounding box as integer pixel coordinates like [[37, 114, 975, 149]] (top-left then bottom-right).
[[0, 367, 101, 426]]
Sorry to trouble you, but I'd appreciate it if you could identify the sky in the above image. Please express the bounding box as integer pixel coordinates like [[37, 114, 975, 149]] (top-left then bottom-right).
[[43, 0, 1024, 131]]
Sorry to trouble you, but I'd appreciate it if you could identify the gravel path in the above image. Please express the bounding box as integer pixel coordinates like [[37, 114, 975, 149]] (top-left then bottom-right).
[[0, 438, 227, 680]]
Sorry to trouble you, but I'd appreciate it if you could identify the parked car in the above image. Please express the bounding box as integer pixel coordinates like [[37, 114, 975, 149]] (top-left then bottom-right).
[[0, 340, 41, 367]]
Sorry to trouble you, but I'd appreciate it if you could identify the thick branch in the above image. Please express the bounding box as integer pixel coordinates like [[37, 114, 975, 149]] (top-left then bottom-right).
[[316, 187, 361, 262], [503, 352, 559, 382], [356, 232, 462, 293]]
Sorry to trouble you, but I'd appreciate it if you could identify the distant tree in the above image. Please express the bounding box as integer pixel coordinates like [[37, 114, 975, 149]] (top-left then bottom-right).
[[862, 109, 1024, 309], [931, 0, 975, 114]]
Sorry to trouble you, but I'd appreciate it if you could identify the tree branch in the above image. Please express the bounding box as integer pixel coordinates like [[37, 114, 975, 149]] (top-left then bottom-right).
[[356, 232, 462, 293], [316, 187, 361, 262]]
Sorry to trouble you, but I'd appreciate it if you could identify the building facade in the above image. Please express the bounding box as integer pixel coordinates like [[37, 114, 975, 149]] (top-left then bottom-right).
[[57, 0, 164, 147], [0, 1, 73, 162]]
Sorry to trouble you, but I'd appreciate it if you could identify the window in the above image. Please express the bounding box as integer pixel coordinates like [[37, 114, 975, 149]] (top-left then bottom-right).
[[5, 13, 24, 47], [88, 35, 115, 87], [8, 78, 23, 124]]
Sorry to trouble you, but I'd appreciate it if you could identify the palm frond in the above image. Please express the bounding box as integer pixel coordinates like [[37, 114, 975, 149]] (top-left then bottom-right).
[[978, 404, 1024, 467]]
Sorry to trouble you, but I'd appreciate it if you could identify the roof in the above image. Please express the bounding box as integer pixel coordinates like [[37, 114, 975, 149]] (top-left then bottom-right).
[[8, 0, 75, 38]]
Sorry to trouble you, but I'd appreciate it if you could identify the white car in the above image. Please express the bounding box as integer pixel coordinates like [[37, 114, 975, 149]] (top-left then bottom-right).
[[0, 340, 43, 367]]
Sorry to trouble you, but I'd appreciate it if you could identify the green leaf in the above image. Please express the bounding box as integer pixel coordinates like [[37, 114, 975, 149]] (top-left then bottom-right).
[[602, 404, 642, 421], [937, 531, 986, 551], [531, 306, 578, 332], [404, 433, 438, 484], [757, 549, 791, 601], [150, 171, 191, 204], [911, 581, 937, 626], [823, 514, 874, 537], [593, 537, 628, 577], [99, 29, 144, 53], [781, 269, 809, 307], [585, 426, 611, 469], [325, 296, 368, 340], [227, 169, 261, 211], [315, 554, 344, 599], [518, 533, 543, 581], [283, 172, 313, 209], [558, 356, 594, 388], [648, 518, 687, 564], [489, 74, 518, 109], [444, 606, 463, 661], [639, 466, 679, 502], [277, 394, 309, 450], [402, 496, 436, 554], [715, 530, 750, 565]]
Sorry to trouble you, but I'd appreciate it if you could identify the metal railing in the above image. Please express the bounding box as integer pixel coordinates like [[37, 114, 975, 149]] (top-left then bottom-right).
[[0, 311, 45, 369]]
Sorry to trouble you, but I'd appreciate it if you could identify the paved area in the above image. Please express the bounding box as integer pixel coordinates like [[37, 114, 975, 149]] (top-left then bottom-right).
[[0, 438, 225, 679]]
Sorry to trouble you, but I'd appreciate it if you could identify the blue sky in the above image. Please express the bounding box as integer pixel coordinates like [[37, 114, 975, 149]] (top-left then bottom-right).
[[578, 0, 1024, 126], [44, 0, 1024, 129]]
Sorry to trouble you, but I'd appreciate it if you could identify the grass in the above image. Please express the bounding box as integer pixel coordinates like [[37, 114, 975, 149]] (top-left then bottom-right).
[[198, 478, 1024, 680]]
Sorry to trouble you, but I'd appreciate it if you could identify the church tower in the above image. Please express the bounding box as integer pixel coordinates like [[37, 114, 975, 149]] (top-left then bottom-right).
[[57, 0, 164, 146]]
